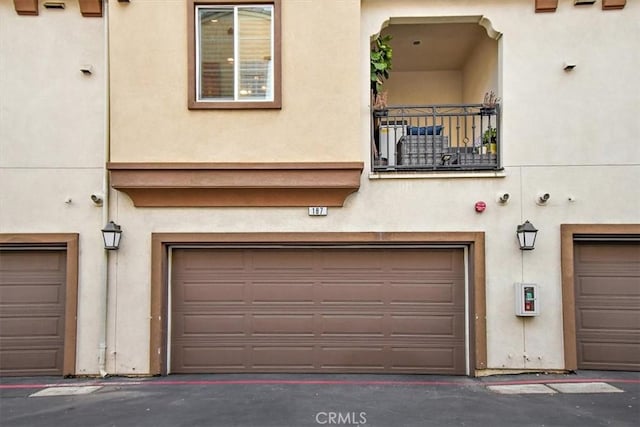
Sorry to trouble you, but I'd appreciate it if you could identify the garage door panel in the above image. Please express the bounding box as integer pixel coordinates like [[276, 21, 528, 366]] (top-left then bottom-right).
[[390, 314, 463, 337], [0, 250, 66, 376], [1, 338, 65, 353], [319, 251, 386, 272], [0, 348, 63, 375], [576, 299, 640, 310], [175, 345, 247, 370], [172, 341, 467, 373], [252, 251, 317, 271], [252, 281, 316, 303], [0, 252, 65, 272], [578, 277, 640, 297], [386, 250, 461, 272], [578, 331, 639, 343], [178, 314, 246, 335], [577, 244, 640, 265], [574, 243, 640, 371], [0, 283, 64, 305], [318, 282, 385, 304], [0, 316, 63, 337], [317, 344, 464, 373], [251, 346, 316, 369], [389, 281, 462, 305], [178, 250, 246, 271], [390, 346, 464, 371], [578, 309, 640, 331], [252, 314, 316, 335], [176, 312, 465, 339], [320, 314, 385, 336], [179, 281, 245, 304], [579, 341, 640, 370], [171, 247, 467, 374], [319, 346, 386, 369]]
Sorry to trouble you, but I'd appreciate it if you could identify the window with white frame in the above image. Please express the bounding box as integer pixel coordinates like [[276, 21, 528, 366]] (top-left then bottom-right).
[[188, 1, 281, 109]]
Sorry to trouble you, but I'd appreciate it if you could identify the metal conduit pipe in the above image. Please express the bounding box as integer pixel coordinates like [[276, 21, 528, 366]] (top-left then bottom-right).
[[98, 0, 111, 378]]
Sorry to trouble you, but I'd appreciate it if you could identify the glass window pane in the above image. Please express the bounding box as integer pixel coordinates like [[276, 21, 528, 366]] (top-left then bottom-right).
[[198, 8, 234, 100], [238, 6, 273, 101]]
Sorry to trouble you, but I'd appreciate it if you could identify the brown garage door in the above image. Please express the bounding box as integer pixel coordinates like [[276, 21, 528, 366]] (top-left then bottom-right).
[[170, 247, 466, 374], [0, 250, 67, 376], [574, 242, 640, 371]]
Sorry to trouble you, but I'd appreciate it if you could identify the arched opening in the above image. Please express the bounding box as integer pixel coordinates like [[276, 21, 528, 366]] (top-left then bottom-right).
[[371, 17, 502, 172]]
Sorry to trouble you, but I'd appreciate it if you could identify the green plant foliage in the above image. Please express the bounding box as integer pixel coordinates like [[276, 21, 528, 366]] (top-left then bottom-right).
[[483, 127, 497, 145], [371, 34, 393, 95]]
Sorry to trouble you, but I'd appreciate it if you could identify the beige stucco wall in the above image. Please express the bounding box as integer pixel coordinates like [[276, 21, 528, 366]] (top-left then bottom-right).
[[100, 0, 640, 375], [0, 0, 107, 375], [362, 0, 640, 371], [4, 0, 638, 377], [462, 35, 498, 105], [386, 71, 462, 105], [108, 0, 362, 162], [386, 34, 498, 106]]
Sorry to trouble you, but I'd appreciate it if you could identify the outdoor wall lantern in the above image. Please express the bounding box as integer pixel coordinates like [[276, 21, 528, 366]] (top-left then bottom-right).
[[517, 220, 538, 250], [101, 221, 122, 250]]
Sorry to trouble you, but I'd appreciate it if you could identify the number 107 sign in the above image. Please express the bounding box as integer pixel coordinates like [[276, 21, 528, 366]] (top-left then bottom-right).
[[308, 207, 328, 216]]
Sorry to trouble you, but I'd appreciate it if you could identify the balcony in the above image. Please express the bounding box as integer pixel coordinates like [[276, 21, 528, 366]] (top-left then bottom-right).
[[372, 104, 501, 173]]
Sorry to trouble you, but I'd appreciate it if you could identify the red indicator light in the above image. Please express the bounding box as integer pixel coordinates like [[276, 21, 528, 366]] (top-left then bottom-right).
[[475, 201, 487, 213]]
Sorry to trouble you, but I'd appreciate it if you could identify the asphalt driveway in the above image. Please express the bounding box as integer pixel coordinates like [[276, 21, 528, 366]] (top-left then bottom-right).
[[1, 371, 639, 427]]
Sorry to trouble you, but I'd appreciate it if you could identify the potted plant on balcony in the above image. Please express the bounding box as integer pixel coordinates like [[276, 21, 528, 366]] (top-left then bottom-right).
[[371, 33, 393, 116], [482, 127, 497, 154]]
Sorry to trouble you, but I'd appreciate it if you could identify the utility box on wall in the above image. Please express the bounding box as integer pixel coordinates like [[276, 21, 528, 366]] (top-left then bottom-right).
[[515, 283, 539, 316]]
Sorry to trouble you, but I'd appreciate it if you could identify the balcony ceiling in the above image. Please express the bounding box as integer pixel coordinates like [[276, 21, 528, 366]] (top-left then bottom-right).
[[381, 23, 487, 72]]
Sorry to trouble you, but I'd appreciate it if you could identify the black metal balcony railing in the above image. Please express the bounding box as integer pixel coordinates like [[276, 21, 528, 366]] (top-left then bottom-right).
[[372, 104, 501, 172]]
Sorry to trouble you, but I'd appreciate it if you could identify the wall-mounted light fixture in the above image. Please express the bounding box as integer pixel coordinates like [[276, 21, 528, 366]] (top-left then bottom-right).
[[517, 220, 538, 250], [101, 221, 122, 250]]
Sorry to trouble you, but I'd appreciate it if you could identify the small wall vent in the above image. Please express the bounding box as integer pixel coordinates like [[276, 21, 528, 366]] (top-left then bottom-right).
[[43, 2, 66, 9]]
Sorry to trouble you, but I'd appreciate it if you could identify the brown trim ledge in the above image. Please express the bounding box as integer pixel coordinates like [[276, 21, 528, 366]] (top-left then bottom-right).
[[14, 0, 38, 15], [107, 162, 364, 207], [602, 0, 626, 10], [78, 0, 103, 17], [535, 0, 558, 13]]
